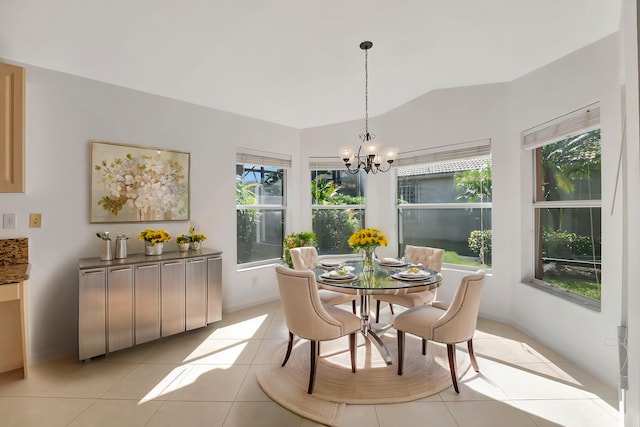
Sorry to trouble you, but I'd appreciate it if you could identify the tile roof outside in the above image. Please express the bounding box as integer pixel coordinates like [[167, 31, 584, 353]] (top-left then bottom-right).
[[397, 157, 490, 177]]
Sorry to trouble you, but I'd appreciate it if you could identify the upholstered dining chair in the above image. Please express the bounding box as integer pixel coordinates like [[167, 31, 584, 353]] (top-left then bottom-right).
[[290, 246, 358, 314], [275, 265, 360, 394], [374, 245, 444, 320], [393, 269, 485, 393]]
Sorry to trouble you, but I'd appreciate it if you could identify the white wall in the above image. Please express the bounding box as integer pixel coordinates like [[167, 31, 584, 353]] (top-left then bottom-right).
[[0, 62, 299, 362], [620, 0, 640, 424], [509, 34, 622, 388]]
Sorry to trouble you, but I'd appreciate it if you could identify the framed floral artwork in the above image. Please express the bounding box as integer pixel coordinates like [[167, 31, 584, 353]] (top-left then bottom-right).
[[90, 140, 190, 223]]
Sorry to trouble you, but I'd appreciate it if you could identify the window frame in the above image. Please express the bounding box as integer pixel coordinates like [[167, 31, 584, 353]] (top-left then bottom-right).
[[394, 141, 492, 270], [236, 150, 289, 268], [309, 162, 367, 256], [523, 104, 602, 310]]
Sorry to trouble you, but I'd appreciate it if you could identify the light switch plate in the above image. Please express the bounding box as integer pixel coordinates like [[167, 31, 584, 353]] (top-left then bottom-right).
[[3, 213, 16, 229]]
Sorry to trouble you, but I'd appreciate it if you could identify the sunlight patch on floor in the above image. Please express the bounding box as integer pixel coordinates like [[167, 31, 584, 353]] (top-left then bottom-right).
[[208, 315, 269, 339]]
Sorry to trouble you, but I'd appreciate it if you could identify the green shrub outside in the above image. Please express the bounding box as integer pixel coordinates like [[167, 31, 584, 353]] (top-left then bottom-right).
[[313, 209, 361, 255], [542, 227, 601, 260], [282, 231, 317, 268]]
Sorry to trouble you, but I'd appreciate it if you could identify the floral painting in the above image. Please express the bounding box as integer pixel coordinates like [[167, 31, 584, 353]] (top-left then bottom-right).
[[90, 141, 190, 223]]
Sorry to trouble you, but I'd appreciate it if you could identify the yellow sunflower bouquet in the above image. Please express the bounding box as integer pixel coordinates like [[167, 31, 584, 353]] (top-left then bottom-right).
[[348, 228, 388, 251], [138, 229, 171, 246]]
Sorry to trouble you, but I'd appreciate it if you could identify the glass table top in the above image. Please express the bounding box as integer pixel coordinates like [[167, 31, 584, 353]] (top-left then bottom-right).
[[313, 258, 442, 293]]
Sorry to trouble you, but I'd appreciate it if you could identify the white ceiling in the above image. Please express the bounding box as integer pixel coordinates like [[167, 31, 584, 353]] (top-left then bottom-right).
[[0, 0, 621, 129]]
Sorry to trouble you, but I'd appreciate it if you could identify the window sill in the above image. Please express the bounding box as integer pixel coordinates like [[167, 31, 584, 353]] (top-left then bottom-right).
[[236, 259, 282, 272], [524, 280, 601, 312], [442, 263, 492, 273]]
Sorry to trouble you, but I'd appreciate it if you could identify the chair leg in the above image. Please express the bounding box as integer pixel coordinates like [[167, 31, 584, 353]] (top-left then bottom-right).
[[422, 338, 427, 355], [308, 340, 318, 394], [349, 332, 357, 373], [397, 330, 405, 375], [282, 331, 294, 367], [376, 300, 394, 320], [446, 343, 460, 393], [352, 299, 357, 315], [467, 339, 479, 372], [317, 340, 321, 355]]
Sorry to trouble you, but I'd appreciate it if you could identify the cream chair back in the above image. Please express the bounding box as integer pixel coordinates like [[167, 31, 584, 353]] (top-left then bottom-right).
[[404, 245, 444, 272], [274, 265, 347, 341], [290, 246, 319, 270], [431, 270, 485, 344]]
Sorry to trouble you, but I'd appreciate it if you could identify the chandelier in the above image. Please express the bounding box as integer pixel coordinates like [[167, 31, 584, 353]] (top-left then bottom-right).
[[338, 41, 398, 174]]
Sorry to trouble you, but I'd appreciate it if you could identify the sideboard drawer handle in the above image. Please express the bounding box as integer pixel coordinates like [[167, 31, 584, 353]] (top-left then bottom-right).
[[83, 270, 104, 276]]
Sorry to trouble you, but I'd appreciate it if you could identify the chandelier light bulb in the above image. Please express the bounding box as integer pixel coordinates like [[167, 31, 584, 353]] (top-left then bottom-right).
[[384, 147, 399, 162], [338, 146, 354, 160]]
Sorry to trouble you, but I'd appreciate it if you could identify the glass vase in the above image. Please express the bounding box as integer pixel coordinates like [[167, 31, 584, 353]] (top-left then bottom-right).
[[361, 246, 376, 272], [190, 241, 202, 251], [145, 242, 163, 256], [178, 242, 190, 252]]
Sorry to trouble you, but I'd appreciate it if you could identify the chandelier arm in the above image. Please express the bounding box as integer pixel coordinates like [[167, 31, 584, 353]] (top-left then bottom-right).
[[376, 162, 392, 173], [345, 164, 361, 174]]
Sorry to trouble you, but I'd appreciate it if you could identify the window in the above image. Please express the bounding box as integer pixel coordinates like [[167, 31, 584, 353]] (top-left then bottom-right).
[[395, 141, 492, 268], [310, 159, 366, 255], [236, 150, 289, 266], [524, 104, 601, 304]]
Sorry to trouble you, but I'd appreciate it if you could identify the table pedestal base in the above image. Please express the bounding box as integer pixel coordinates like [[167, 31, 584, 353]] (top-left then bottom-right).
[[359, 294, 393, 365]]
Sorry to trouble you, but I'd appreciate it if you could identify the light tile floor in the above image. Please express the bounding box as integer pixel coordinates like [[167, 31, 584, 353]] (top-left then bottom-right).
[[0, 300, 621, 426]]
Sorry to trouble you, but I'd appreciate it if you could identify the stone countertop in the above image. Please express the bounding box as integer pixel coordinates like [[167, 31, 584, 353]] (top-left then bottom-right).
[[0, 238, 28, 266], [79, 247, 223, 270], [0, 263, 30, 285]]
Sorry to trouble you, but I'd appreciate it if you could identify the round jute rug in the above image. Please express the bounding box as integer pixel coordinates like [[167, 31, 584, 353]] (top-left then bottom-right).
[[256, 331, 470, 426]]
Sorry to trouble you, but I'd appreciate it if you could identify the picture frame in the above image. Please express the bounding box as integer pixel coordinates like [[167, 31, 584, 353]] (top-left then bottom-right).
[[90, 140, 190, 223]]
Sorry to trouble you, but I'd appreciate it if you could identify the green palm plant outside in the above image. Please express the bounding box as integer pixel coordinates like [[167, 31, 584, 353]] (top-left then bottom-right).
[[311, 177, 337, 204], [236, 177, 262, 263], [541, 130, 601, 230]]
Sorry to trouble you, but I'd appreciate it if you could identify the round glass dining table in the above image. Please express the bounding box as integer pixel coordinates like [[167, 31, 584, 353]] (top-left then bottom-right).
[[314, 258, 442, 365]]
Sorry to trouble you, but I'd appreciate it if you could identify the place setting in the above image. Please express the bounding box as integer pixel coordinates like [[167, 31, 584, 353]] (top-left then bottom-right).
[[376, 257, 409, 268], [317, 259, 344, 269], [318, 266, 357, 282], [391, 266, 432, 282]]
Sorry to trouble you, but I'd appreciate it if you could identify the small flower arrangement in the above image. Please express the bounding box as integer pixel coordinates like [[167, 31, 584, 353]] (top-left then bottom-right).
[[282, 231, 317, 268], [176, 234, 191, 244], [348, 228, 388, 251], [189, 227, 207, 242], [138, 229, 171, 246]]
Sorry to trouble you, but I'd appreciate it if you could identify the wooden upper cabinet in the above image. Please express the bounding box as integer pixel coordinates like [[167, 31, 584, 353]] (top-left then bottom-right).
[[0, 63, 25, 193]]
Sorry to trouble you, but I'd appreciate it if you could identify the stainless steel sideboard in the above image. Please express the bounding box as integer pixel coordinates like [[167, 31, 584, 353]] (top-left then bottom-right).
[[78, 248, 222, 360]]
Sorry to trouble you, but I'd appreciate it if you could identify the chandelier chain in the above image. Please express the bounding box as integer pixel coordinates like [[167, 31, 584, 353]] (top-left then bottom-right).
[[364, 46, 369, 136]]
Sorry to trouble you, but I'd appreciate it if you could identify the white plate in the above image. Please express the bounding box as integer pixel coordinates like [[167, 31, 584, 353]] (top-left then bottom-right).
[[378, 258, 409, 267], [398, 270, 431, 279], [391, 273, 429, 282], [319, 260, 343, 268], [320, 272, 356, 281]]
